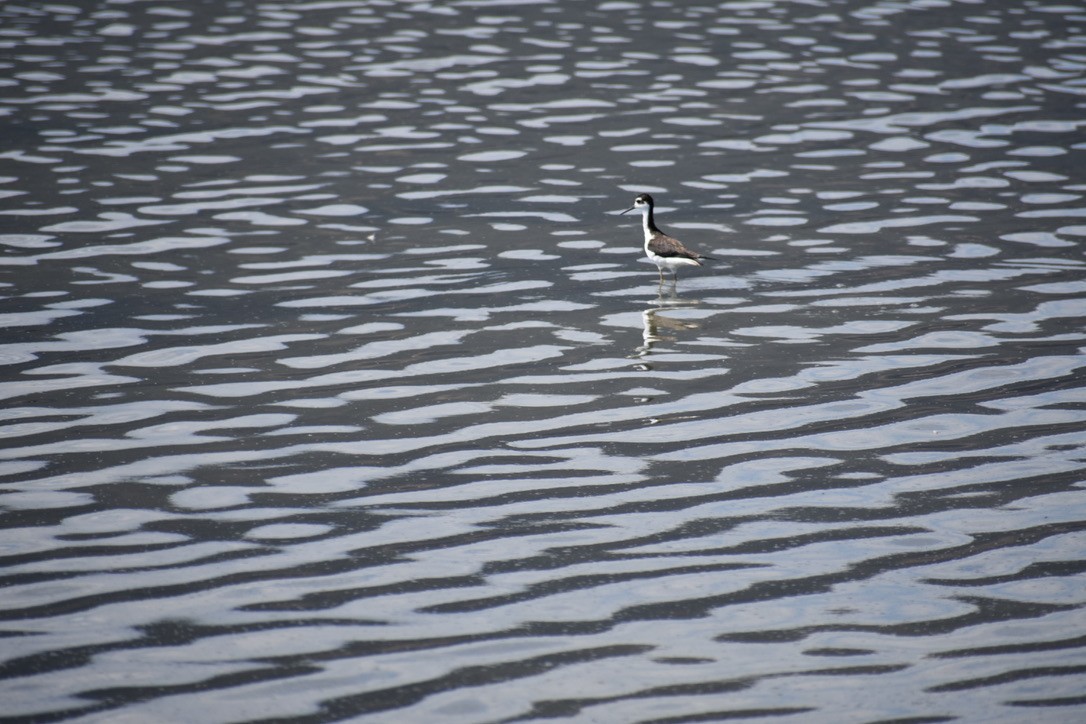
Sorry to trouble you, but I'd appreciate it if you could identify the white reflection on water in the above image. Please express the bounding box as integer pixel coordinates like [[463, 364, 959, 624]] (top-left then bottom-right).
[[1, 0, 1085, 721]]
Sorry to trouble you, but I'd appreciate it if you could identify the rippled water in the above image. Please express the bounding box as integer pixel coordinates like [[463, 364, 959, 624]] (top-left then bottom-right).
[[2, 0, 1086, 721]]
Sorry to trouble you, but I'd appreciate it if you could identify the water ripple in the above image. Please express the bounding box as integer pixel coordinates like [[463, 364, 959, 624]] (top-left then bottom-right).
[[1, 0, 1085, 721]]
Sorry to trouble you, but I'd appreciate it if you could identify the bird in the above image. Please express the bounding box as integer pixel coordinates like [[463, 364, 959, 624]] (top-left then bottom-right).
[[621, 193, 713, 284]]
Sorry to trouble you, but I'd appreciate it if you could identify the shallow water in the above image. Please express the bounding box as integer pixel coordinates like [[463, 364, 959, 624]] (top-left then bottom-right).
[[2, 0, 1085, 721]]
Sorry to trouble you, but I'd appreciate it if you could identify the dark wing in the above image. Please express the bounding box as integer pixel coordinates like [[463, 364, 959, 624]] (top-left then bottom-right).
[[649, 234, 707, 263]]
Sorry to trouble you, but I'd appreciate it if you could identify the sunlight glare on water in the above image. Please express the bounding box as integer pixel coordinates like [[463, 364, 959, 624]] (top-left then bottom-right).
[[1, 0, 1085, 721]]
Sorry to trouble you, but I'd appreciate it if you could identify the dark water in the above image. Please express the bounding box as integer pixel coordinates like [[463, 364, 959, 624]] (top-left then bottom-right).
[[2, 0, 1086, 721]]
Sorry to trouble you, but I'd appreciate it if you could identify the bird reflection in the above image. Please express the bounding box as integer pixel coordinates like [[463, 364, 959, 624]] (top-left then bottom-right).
[[634, 291, 701, 358]]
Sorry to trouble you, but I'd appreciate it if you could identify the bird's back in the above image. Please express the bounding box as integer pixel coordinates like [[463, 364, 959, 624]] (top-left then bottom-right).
[[648, 231, 703, 265]]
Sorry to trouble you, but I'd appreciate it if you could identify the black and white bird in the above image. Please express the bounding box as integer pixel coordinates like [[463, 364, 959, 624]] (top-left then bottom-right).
[[621, 193, 713, 284]]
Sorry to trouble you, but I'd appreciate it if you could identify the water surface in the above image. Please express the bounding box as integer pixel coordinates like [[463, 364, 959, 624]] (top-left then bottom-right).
[[2, 0, 1086, 721]]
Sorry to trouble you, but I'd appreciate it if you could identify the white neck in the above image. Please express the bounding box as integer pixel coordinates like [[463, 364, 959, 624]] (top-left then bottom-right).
[[637, 207, 653, 242]]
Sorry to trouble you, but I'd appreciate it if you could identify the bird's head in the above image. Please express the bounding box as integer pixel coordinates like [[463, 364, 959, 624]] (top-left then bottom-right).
[[621, 193, 654, 215]]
